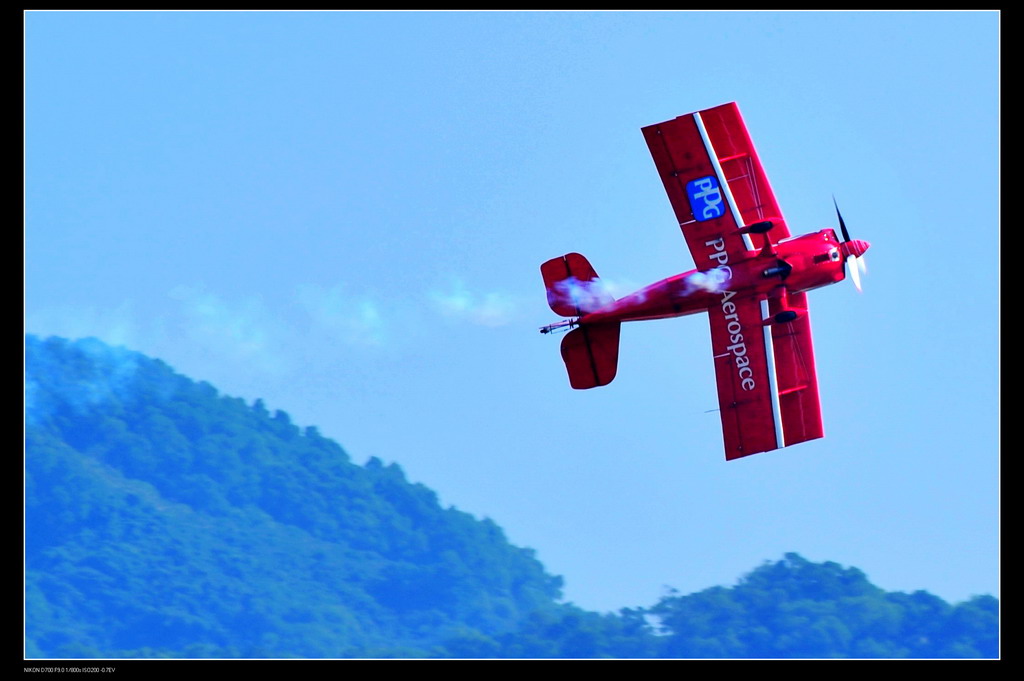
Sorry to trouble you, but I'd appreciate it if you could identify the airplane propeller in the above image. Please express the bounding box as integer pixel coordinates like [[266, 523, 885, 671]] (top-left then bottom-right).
[[833, 196, 869, 292]]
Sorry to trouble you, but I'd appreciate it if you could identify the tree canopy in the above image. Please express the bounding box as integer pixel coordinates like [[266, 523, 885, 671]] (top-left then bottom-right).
[[25, 336, 997, 658]]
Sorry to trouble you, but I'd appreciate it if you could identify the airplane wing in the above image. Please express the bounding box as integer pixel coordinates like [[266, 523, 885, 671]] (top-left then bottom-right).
[[709, 290, 824, 460], [767, 291, 824, 449], [643, 103, 823, 459], [708, 293, 780, 459], [641, 102, 790, 270]]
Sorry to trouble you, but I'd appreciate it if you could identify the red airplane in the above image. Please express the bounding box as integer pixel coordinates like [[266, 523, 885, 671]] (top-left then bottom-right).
[[539, 102, 869, 460]]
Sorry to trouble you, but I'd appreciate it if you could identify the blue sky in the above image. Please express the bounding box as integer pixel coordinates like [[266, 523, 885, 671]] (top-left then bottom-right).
[[26, 10, 999, 614]]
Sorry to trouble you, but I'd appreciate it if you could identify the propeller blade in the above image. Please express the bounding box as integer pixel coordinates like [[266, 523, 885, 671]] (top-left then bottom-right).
[[833, 195, 851, 243], [847, 255, 862, 292]]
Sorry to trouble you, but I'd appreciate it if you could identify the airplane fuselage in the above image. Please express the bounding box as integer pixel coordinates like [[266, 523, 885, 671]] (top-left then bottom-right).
[[539, 102, 872, 458], [577, 229, 851, 327]]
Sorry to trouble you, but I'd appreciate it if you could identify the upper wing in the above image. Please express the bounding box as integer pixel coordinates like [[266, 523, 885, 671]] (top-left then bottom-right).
[[641, 102, 790, 270]]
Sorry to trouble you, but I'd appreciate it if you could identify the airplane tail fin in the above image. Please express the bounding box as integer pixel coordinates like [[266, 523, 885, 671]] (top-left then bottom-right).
[[560, 323, 621, 389], [540, 252, 615, 317], [541, 253, 620, 388]]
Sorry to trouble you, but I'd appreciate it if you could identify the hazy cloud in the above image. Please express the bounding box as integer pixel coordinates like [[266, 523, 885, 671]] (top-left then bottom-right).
[[25, 301, 141, 350]]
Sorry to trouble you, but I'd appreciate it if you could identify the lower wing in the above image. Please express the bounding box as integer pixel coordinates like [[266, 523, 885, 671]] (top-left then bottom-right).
[[709, 291, 822, 460]]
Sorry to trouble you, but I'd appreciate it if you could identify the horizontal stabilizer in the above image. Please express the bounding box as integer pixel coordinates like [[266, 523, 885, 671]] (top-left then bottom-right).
[[560, 323, 621, 389]]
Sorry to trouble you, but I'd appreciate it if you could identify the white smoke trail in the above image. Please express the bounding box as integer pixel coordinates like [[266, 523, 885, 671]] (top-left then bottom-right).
[[296, 283, 388, 346], [550, 276, 617, 313], [429, 279, 521, 327], [679, 268, 731, 297]]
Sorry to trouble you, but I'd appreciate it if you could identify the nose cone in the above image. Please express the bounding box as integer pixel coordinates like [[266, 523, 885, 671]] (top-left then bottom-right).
[[841, 239, 870, 259]]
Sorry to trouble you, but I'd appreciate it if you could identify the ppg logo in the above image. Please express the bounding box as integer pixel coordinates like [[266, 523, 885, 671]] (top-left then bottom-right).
[[686, 175, 725, 221]]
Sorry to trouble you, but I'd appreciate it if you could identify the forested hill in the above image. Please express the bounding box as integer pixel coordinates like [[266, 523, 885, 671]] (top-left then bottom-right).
[[25, 335, 998, 658]]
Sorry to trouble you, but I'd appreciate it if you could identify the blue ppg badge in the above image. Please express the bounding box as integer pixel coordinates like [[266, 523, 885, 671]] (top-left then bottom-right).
[[686, 175, 725, 221]]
